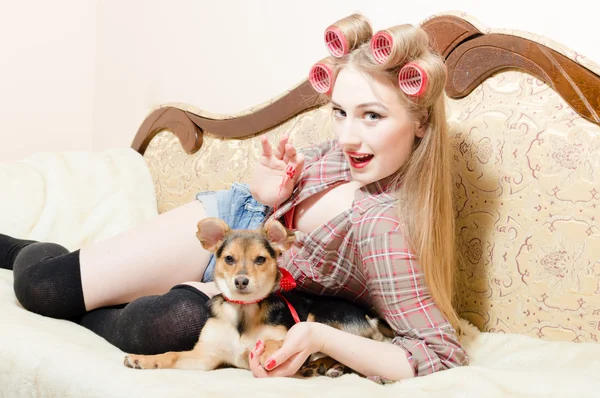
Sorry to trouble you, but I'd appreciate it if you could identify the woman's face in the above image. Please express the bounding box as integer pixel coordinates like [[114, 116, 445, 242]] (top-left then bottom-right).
[[330, 66, 423, 186]]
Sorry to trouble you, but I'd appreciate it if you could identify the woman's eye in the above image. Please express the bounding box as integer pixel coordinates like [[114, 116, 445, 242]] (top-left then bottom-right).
[[365, 112, 381, 121], [224, 255, 236, 265], [255, 256, 266, 265], [332, 108, 346, 118]]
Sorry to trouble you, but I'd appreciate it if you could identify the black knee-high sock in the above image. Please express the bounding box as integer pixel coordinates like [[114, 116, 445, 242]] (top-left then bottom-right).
[[76, 285, 210, 354], [0, 233, 37, 270], [12, 242, 210, 354], [12, 243, 86, 319]]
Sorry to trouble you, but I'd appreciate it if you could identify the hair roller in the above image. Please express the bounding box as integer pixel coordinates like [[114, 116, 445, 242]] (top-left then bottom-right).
[[370, 30, 393, 64], [370, 24, 428, 67], [308, 57, 336, 94], [324, 13, 373, 58], [398, 62, 428, 97], [324, 27, 348, 58]]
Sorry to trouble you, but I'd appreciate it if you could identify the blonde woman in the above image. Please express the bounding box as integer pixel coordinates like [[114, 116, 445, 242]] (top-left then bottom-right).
[[2, 14, 467, 382]]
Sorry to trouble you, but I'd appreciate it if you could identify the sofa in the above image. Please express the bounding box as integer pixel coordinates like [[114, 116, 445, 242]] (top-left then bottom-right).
[[1, 12, 600, 397]]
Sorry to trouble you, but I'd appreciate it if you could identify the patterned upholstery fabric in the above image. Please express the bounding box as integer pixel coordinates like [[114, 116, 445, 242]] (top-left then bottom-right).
[[447, 71, 600, 343], [143, 106, 334, 212]]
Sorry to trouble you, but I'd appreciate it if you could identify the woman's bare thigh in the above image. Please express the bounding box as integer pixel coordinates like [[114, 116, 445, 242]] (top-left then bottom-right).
[[80, 200, 211, 310]]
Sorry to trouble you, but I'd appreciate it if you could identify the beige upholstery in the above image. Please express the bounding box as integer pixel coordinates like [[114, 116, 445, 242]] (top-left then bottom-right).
[[447, 71, 600, 342], [143, 106, 334, 213]]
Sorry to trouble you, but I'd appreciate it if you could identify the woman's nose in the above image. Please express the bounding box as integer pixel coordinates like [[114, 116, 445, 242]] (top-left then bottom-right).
[[337, 120, 361, 146]]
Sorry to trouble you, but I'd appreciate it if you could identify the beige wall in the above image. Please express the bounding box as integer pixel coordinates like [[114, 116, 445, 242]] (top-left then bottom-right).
[[1, 0, 598, 162], [0, 0, 97, 163]]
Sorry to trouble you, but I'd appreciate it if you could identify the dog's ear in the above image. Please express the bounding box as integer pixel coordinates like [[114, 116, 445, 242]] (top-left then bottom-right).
[[196, 218, 230, 252], [264, 220, 296, 252]]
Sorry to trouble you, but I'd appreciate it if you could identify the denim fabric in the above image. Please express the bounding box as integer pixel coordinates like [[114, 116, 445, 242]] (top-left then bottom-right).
[[196, 183, 269, 282]]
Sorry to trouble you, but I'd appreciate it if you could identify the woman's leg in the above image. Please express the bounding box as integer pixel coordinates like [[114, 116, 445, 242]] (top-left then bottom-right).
[[76, 284, 211, 354], [13, 200, 212, 318], [0, 235, 36, 270], [79, 200, 211, 310]]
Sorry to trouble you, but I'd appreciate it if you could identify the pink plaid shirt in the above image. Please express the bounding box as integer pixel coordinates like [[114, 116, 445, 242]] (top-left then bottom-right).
[[268, 139, 468, 377]]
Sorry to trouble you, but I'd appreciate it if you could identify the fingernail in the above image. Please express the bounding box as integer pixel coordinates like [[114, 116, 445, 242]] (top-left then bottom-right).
[[249, 351, 254, 359], [255, 340, 263, 350], [265, 359, 276, 370]]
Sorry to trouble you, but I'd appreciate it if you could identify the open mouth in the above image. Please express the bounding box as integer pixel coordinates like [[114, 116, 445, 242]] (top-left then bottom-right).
[[347, 153, 374, 169]]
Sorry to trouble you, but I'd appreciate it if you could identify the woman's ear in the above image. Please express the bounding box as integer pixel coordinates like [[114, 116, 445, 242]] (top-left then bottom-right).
[[414, 114, 427, 138], [415, 124, 426, 138]]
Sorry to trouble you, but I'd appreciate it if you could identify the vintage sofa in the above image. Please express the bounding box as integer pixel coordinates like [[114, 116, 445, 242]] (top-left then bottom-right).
[[1, 12, 600, 397]]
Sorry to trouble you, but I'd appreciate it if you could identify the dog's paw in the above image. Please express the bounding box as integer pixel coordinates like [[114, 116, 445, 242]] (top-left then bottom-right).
[[258, 340, 284, 368], [367, 375, 396, 385], [325, 363, 345, 378], [123, 354, 160, 370], [298, 362, 320, 378], [298, 356, 347, 378], [298, 361, 330, 377]]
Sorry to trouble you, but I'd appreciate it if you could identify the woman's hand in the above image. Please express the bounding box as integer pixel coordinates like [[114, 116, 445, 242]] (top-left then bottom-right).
[[248, 322, 323, 378], [250, 134, 305, 208]]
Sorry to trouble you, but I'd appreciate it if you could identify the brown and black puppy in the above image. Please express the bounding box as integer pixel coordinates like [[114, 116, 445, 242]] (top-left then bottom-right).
[[123, 217, 392, 377]]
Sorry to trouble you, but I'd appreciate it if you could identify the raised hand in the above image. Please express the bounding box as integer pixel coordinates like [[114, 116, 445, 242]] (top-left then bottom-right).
[[250, 134, 305, 207]]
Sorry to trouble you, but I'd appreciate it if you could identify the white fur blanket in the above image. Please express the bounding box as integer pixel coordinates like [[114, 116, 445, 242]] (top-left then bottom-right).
[[0, 148, 158, 250], [1, 149, 600, 397], [1, 276, 599, 398]]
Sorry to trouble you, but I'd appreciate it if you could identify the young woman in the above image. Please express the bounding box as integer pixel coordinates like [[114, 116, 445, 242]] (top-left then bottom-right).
[[0, 14, 467, 382]]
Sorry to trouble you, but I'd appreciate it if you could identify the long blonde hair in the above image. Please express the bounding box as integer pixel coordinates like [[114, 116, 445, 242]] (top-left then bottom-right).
[[320, 14, 460, 332]]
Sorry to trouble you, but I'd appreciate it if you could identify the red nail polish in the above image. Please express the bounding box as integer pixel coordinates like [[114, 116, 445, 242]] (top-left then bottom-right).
[[255, 340, 263, 350], [249, 351, 254, 359], [265, 359, 276, 370]]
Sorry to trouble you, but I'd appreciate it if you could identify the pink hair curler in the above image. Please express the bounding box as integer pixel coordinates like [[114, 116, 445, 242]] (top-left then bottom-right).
[[370, 31, 393, 64], [324, 26, 349, 58], [398, 62, 428, 97], [309, 62, 333, 94]]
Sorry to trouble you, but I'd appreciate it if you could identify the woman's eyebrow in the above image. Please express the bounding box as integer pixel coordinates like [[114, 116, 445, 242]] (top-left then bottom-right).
[[330, 100, 389, 111], [357, 102, 388, 111]]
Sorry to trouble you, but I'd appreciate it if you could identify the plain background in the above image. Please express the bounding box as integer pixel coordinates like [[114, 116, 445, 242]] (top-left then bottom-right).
[[1, 0, 598, 163]]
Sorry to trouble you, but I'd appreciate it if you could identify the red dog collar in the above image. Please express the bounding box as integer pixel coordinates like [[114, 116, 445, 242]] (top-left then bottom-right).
[[222, 296, 264, 305], [222, 267, 300, 323]]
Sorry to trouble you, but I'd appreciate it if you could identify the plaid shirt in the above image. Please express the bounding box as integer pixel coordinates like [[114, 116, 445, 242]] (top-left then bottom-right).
[[268, 139, 468, 377]]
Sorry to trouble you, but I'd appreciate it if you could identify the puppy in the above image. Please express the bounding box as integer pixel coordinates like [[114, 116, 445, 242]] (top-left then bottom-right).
[[123, 217, 392, 378]]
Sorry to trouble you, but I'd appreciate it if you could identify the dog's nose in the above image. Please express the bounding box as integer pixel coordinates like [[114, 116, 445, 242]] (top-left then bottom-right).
[[234, 276, 250, 290]]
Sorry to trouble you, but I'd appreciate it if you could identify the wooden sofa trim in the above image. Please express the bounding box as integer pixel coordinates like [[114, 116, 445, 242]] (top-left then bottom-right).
[[132, 80, 325, 155], [132, 15, 600, 155], [423, 16, 600, 124]]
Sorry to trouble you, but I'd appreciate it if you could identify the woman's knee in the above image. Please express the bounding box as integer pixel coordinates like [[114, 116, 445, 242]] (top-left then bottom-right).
[[121, 285, 211, 354], [12, 243, 85, 319]]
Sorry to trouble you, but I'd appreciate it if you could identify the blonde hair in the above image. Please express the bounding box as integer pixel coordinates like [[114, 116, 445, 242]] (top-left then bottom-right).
[[321, 14, 460, 332]]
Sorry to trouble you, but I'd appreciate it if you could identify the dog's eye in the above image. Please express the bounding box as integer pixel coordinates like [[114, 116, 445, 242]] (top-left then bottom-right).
[[255, 256, 266, 265], [224, 255, 236, 265]]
